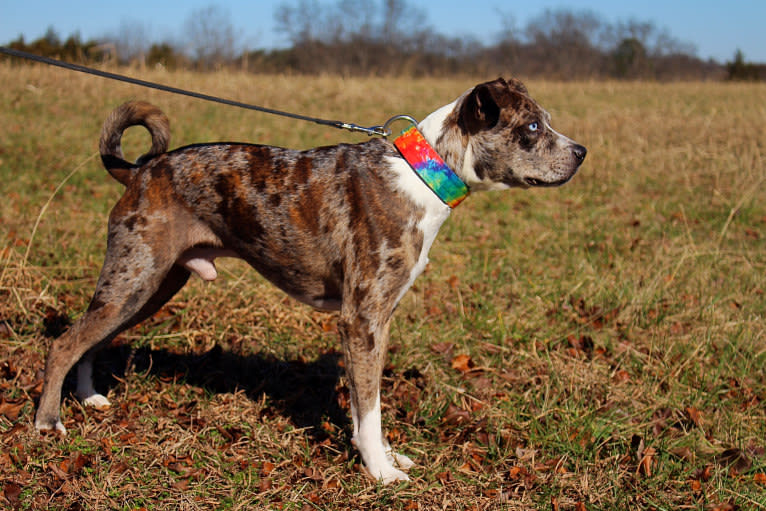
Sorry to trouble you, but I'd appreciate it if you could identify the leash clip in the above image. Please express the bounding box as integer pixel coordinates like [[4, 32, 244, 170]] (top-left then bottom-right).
[[337, 114, 418, 138], [336, 122, 388, 137]]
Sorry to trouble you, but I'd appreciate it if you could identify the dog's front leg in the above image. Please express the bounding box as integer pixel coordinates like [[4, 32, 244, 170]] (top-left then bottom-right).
[[338, 312, 414, 484]]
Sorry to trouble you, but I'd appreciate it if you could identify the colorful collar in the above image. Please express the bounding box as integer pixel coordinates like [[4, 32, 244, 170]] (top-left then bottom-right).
[[393, 124, 469, 208]]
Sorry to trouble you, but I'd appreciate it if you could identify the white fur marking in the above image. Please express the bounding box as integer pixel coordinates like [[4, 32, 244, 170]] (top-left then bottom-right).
[[386, 156, 451, 306], [384, 101, 464, 307], [35, 418, 67, 435], [76, 358, 111, 408], [417, 99, 458, 146], [353, 393, 410, 483]]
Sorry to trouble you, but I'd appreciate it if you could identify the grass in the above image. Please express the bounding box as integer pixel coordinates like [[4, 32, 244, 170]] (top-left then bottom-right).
[[1, 63, 765, 510]]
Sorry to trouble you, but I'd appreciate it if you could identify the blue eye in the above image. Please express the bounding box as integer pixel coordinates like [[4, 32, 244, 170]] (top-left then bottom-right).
[[528, 122, 539, 132]]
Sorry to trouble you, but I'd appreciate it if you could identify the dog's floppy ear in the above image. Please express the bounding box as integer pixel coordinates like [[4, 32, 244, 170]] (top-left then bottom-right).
[[458, 77, 515, 135]]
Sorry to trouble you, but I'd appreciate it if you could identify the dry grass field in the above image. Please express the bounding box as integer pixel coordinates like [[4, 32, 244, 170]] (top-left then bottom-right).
[[1, 63, 765, 510]]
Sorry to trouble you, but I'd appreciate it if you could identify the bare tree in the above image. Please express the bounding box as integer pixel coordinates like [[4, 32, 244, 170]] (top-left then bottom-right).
[[330, 0, 378, 43], [111, 19, 152, 64], [275, 0, 426, 46], [274, 0, 326, 44], [182, 5, 239, 69], [522, 8, 606, 78]]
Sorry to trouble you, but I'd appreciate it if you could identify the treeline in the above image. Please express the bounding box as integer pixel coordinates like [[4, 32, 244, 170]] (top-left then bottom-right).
[[3, 2, 765, 81]]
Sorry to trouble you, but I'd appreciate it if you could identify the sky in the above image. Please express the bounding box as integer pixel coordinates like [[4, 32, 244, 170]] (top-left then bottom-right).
[[1, 0, 765, 63]]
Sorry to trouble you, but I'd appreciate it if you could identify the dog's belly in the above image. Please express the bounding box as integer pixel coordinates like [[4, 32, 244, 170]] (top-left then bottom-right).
[[176, 243, 342, 310], [238, 249, 344, 311]]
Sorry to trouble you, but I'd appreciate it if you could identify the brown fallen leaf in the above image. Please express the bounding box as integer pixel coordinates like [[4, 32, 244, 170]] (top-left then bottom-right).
[[70, 452, 91, 475], [708, 499, 738, 511], [669, 446, 695, 462], [2, 482, 22, 507], [171, 479, 190, 491], [320, 318, 337, 333], [639, 447, 657, 477], [508, 465, 528, 480], [685, 406, 703, 428], [48, 461, 69, 480], [693, 465, 713, 482], [303, 466, 323, 481], [427, 305, 442, 316], [451, 354, 475, 373], [0, 399, 25, 421], [718, 448, 752, 476], [323, 477, 341, 490], [612, 369, 630, 384], [754, 472, 766, 485], [443, 403, 471, 425]]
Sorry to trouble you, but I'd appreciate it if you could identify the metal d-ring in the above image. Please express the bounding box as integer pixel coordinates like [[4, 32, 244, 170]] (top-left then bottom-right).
[[381, 114, 419, 137]]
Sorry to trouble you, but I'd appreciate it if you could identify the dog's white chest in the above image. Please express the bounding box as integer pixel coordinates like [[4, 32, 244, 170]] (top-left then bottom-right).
[[386, 156, 451, 304]]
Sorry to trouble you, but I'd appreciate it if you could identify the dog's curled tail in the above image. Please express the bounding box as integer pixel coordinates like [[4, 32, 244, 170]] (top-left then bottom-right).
[[99, 101, 170, 186]]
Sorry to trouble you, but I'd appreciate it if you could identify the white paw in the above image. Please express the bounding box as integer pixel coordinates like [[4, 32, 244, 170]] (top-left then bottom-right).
[[387, 450, 415, 470], [35, 419, 67, 436], [365, 463, 411, 485], [81, 393, 111, 409]]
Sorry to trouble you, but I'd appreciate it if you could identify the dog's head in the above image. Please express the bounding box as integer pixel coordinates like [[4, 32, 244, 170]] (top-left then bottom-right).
[[439, 77, 586, 191]]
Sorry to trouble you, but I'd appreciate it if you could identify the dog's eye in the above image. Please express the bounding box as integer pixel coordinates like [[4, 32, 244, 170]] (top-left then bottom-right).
[[528, 122, 539, 132]]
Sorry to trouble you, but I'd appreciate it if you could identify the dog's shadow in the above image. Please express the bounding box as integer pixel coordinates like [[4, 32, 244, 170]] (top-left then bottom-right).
[[81, 343, 348, 440]]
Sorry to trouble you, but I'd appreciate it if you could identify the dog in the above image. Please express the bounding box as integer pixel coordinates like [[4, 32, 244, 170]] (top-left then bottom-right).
[[34, 77, 586, 484]]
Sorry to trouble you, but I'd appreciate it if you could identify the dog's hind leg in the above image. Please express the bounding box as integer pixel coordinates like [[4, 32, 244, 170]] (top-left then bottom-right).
[[74, 264, 192, 409], [35, 240, 189, 434]]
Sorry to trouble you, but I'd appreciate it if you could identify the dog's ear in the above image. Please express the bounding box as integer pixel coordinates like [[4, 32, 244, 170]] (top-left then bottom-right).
[[458, 78, 513, 135], [505, 77, 528, 95]]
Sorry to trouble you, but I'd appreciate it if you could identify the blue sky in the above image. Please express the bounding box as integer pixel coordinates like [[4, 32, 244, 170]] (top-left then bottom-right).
[[1, 0, 764, 63]]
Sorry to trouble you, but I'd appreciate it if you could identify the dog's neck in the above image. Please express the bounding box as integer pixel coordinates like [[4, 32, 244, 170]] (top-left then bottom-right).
[[393, 124, 469, 208], [416, 97, 483, 192]]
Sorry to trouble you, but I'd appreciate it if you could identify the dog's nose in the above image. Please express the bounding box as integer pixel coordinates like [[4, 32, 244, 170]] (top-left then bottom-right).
[[572, 144, 587, 164], [572, 144, 588, 163]]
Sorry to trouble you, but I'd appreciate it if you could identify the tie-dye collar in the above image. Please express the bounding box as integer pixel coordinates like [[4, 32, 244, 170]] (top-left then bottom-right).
[[393, 124, 469, 208]]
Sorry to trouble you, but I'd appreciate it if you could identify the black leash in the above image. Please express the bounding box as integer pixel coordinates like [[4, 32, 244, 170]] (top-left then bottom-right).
[[0, 46, 397, 137]]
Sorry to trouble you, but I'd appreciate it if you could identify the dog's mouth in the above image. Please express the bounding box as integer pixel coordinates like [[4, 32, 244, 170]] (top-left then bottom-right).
[[524, 175, 573, 188]]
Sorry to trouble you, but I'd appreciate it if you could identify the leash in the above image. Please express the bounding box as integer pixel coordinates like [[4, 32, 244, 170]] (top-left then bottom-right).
[[0, 46, 411, 137], [1, 46, 469, 208]]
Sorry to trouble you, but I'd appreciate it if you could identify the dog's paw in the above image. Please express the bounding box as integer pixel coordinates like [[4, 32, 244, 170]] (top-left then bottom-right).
[[387, 450, 415, 470], [81, 393, 111, 409], [35, 418, 67, 436], [364, 463, 411, 485]]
